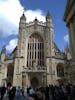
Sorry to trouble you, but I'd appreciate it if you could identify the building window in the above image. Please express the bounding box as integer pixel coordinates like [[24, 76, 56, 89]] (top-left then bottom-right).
[[30, 52, 31, 59], [28, 44, 29, 50], [35, 52, 36, 59], [27, 33, 44, 67], [57, 64, 64, 77], [35, 43, 36, 49]]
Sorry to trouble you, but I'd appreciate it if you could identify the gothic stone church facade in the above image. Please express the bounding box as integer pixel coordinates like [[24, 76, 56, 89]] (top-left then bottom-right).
[[0, 12, 67, 87]]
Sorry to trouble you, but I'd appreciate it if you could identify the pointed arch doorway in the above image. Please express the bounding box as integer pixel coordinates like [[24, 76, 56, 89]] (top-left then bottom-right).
[[30, 77, 39, 87]]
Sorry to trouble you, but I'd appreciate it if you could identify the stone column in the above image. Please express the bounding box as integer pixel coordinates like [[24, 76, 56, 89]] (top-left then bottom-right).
[[13, 58, 22, 87], [22, 72, 26, 88], [25, 73, 30, 87], [69, 21, 75, 59], [42, 73, 47, 86], [68, 24, 73, 57], [46, 58, 53, 85]]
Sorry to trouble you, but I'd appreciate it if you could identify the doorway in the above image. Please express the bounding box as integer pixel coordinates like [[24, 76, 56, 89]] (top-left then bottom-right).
[[30, 77, 39, 87]]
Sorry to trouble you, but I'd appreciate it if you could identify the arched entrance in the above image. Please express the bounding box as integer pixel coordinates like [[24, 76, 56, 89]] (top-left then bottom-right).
[[7, 64, 14, 86], [56, 63, 64, 85], [31, 77, 39, 87], [57, 63, 64, 77]]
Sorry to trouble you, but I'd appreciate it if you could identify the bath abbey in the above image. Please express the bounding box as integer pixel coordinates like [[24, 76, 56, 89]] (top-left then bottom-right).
[[0, 0, 75, 88]]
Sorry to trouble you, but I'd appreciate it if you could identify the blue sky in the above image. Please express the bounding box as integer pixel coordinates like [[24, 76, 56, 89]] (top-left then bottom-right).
[[0, 0, 69, 53]]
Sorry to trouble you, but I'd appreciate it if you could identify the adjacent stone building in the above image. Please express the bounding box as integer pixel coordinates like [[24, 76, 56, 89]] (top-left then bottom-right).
[[64, 0, 75, 59], [64, 0, 75, 84], [0, 11, 71, 88]]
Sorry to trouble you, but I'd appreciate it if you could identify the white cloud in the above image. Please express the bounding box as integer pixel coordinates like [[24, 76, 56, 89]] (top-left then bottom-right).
[[6, 38, 18, 52], [0, 17, 18, 37], [0, 0, 23, 37], [25, 10, 45, 22], [64, 34, 69, 42], [0, 0, 45, 37], [0, 0, 24, 26]]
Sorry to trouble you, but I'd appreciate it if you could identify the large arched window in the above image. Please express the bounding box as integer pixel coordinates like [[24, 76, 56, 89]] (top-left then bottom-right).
[[27, 33, 44, 67], [57, 63, 64, 77]]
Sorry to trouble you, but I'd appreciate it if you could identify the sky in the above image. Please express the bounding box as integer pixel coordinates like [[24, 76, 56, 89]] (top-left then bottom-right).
[[0, 0, 69, 54]]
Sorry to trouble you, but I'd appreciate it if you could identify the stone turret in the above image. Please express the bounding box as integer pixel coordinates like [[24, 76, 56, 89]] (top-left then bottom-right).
[[1, 46, 6, 61], [46, 11, 53, 29], [19, 12, 26, 29], [17, 12, 27, 57], [46, 11, 52, 20], [45, 11, 54, 57], [64, 45, 72, 60]]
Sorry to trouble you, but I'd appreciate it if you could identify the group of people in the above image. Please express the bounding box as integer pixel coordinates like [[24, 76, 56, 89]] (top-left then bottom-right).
[[27, 84, 75, 100], [0, 84, 75, 100], [0, 86, 16, 100]]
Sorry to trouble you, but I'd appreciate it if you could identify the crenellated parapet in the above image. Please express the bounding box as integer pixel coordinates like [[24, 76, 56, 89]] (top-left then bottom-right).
[[18, 11, 53, 36], [26, 20, 46, 27]]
